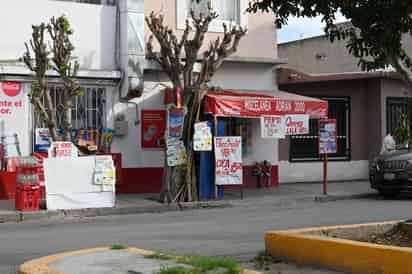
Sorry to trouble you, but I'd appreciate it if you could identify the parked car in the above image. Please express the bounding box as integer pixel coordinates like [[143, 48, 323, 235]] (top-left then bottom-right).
[[370, 149, 412, 198]]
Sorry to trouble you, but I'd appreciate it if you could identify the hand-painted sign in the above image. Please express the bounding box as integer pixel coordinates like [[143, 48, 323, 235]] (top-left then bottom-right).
[[261, 115, 285, 139], [318, 119, 338, 154], [285, 114, 309, 135], [141, 110, 166, 149], [48, 142, 78, 158], [214, 137, 242, 185]]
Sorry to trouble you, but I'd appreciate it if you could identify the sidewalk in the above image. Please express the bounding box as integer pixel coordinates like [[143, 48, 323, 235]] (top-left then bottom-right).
[[0, 181, 375, 224]]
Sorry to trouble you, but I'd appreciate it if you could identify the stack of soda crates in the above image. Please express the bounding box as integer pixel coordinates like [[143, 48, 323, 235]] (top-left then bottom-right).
[[15, 157, 40, 211]]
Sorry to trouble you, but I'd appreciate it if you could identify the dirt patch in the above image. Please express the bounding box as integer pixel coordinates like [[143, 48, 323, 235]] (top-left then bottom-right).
[[355, 222, 412, 248]]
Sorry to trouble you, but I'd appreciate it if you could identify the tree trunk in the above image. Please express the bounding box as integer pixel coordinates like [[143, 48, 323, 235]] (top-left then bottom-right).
[[390, 56, 412, 91], [62, 91, 73, 142]]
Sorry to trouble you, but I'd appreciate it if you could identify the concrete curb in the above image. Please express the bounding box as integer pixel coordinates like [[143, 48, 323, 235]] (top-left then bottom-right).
[[19, 247, 261, 274], [0, 200, 232, 224], [314, 192, 376, 202], [265, 221, 411, 274]]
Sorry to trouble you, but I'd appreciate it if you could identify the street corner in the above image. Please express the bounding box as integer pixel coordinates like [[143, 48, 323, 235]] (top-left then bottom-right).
[[18, 246, 261, 274], [265, 221, 412, 274]]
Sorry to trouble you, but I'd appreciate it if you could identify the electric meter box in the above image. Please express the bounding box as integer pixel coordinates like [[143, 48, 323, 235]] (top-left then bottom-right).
[[114, 120, 128, 136]]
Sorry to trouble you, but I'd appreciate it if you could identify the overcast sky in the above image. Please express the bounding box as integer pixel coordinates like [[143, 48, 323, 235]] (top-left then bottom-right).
[[277, 14, 348, 44]]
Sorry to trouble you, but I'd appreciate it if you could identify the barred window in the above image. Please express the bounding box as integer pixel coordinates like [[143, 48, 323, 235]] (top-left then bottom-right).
[[34, 86, 107, 130], [290, 97, 350, 161]]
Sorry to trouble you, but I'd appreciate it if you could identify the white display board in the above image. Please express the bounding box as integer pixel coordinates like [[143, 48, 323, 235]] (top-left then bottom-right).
[[44, 156, 115, 210], [214, 136, 243, 185]]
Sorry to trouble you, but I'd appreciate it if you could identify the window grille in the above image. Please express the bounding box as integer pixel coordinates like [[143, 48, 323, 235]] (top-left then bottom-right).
[[34, 86, 107, 130]]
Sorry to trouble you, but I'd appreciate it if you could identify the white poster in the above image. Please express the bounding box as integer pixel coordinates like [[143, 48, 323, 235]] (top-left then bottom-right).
[[261, 115, 285, 139], [0, 82, 29, 157], [94, 156, 116, 185], [285, 114, 309, 135], [166, 139, 187, 166], [214, 136, 243, 185], [194, 122, 213, 151]]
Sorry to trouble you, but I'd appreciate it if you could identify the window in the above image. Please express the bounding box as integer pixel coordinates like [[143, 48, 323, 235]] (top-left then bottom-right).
[[177, 0, 248, 32], [386, 97, 412, 135], [34, 86, 107, 130], [290, 97, 350, 161]]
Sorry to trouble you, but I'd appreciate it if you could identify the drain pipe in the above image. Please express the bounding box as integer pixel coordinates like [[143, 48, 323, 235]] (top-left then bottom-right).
[[115, 0, 141, 126]]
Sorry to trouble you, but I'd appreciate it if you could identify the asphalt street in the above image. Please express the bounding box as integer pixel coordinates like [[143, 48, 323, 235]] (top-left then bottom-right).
[[1, 195, 411, 273]]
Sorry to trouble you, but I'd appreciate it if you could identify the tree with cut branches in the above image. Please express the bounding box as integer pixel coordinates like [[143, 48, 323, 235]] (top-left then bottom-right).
[[248, 0, 412, 89], [23, 16, 83, 142], [146, 4, 246, 203]]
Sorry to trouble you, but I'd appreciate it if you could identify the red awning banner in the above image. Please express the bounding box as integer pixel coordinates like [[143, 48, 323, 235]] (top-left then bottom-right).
[[204, 91, 328, 119]]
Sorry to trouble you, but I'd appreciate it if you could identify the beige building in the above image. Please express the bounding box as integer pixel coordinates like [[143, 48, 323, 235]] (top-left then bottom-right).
[[277, 25, 412, 183]]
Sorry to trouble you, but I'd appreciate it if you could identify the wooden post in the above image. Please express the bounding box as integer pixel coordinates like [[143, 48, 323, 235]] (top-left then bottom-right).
[[214, 115, 218, 200], [323, 154, 328, 195]]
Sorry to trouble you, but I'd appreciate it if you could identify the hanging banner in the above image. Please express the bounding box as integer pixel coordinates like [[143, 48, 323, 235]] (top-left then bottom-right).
[[214, 137, 243, 185], [166, 139, 187, 166], [285, 114, 309, 135], [48, 142, 78, 158], [141, 110, 166, 149], [167, 108, 185, 139], [261, 115, 285, 139], [318, 119, 338, 154], [193, 122, 213, 151]]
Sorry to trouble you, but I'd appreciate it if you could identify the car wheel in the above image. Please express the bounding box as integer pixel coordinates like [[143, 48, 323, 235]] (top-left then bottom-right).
[[378, 189, 400, 199]]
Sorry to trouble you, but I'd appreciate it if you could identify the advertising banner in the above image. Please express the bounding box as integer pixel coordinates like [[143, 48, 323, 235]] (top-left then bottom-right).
[[35, 128, 53, 153], [318, 119, 338, 154], [193, 122, 213, 151], [94, 155, 116, 185], [284, 114, 309, 135], [166, 138, 187, 166], [167, 108, 185, 139], [141, 110, 166, 149], [261, 115, 285, 139], [214, 137, 243, 185]]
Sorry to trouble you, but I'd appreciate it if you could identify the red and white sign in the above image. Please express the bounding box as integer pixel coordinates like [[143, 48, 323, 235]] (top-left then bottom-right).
[[214, 137, 243, 185], [204, 91, 328, 119], [48, 142, 78, 158], [261, 115, 285, 139], [0, 81, 23, 115], [285, 115, 309, 135], [141, 110, 166, 149]]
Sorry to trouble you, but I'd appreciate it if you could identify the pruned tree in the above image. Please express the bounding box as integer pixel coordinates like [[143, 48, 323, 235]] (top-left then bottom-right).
[[146, 3, 246, 203], [23, 16, 83, 142], [248, 0, 412, 89]]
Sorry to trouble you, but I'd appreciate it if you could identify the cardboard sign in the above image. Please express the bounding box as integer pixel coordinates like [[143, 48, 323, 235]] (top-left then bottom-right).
[[285, 114, 309, 135], [193, 122, 213, 151], [166, 138, 187, 166], [318, 119, 338, 154], [141, 110, 166, 149], [167, 108, 185, 139], [48, 142, 78, 158], [261, 115, 285, 139], [214, 137, 243, 185]]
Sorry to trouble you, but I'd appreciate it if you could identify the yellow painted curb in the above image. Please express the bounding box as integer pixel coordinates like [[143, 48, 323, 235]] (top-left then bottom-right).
[[19, 247, 260, 274], [265, 221, 412, 274]]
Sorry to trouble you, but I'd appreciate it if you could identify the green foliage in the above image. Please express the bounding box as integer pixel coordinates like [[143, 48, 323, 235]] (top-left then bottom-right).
[[247, 0, 412, 72], [110, 245, 127, 250], [176, 256, 241, 274], [145, 252, 176, 260]]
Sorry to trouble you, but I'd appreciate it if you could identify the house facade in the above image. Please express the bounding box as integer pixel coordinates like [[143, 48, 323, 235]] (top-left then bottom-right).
[[0, 0, 281, 193], [277, 26, 412, 183]]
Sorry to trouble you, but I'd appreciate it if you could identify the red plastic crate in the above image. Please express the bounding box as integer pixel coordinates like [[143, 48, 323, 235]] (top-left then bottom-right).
[[0, 172, 17, 200], [15, 184, 40, 211]]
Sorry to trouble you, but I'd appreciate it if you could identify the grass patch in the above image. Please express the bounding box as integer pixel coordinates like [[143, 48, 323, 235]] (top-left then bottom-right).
[[150, 254, 242, 274], [110, 245, 127, 250], [145, 252, 176, 261]]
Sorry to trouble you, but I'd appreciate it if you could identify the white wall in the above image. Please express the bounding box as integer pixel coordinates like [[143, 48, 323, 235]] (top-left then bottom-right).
[[279, 160, 369, 183], [0, 0, 116, 70]]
